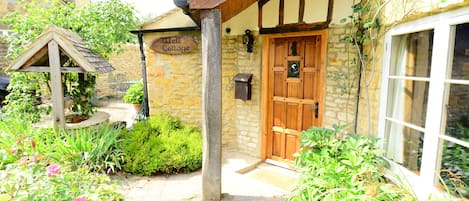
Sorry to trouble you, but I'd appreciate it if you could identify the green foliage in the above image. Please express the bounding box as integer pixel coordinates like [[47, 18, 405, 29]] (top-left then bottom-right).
[[441, 121, 469, 198], [2, 0, 139, 60], [123, 81, 144, 104], [1, 0, 139, 119], [0, 164, 123, 201], [0, 119, 123, 200], [0, 118, 46, 169], [63, 73, 98, 118], [49, 125, 125, 173], [1, 73, 50, 122], [122, 113, 202, 175], [289, 125, 416, 201], [0, 119, 125, 174]]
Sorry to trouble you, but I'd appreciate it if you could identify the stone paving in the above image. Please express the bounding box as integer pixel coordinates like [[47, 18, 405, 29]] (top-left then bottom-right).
[[99, 99, 296, 201]]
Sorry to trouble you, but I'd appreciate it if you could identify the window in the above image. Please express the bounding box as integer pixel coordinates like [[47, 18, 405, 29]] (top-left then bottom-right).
[[380, 7, 469, 199]]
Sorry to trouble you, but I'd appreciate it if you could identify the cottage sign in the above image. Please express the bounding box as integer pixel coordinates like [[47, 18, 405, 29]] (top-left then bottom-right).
[[150, 36, 197, 55]]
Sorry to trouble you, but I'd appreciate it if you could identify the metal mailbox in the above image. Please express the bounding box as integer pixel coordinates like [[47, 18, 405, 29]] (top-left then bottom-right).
[[233, 73, 253, 100]]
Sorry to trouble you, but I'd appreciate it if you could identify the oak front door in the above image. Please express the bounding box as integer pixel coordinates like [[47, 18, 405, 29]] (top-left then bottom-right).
[[265, 32, 326, 162]]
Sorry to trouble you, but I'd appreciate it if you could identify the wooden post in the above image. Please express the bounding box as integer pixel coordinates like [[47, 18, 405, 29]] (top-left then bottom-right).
[[48, 41, 65, 129], [200, 9, 222, 201]]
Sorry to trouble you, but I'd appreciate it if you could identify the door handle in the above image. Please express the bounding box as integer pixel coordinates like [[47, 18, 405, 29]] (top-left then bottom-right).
[[314, 102, 319, 119]]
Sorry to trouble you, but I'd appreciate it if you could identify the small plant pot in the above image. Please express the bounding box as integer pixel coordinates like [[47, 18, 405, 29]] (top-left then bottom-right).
[[133, 104, 142, 112]]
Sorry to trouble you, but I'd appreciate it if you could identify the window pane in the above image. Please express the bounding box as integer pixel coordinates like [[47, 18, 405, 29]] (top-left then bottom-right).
[[288, 61, 300, 78], [450, 23, 469, 80], [444, 84, 469, 140], [384, 120, 424, 174], [439, 140, 469, 199], [438, 23, 469, 199], [389, 30, 433, 77], [386, 79, 429, 128]]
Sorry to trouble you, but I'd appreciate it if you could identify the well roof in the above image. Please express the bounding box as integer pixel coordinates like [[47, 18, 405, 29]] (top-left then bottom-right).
[[6, 25, 114, 74]]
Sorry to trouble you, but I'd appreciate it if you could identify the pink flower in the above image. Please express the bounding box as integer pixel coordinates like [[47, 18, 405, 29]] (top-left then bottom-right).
[[46, 164, 61, 176], [10, 148, 18, 155], [74, 197, 86, 201]]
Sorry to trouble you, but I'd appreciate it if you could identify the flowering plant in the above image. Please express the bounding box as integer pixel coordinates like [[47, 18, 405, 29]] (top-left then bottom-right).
[[74, 197, 87, 201], [0, 164, 123, 201], [46, 163, 61, 176]]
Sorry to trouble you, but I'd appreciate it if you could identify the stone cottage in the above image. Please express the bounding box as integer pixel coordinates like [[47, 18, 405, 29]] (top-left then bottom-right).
[[137, 0, 468, 199]]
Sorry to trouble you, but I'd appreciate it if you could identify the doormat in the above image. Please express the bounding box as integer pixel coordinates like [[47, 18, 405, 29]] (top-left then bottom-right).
[[246, 166, 298, 191]]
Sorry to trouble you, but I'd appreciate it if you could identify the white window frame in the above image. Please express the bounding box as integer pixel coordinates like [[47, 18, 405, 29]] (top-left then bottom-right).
[[379, 6, 469, 200]]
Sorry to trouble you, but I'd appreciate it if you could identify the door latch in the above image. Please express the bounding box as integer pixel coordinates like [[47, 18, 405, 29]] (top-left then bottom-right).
[[314, 102, 319, 119]]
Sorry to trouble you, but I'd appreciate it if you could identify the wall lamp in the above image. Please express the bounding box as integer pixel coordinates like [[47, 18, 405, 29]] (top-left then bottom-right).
[[243, 29, 254, 53]]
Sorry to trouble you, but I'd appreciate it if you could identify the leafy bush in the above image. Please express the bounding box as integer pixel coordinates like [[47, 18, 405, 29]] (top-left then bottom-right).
[[0, 119, 124, 173], [122, 113, 202, 175], [49, 125, 125, 173], [0, 73, 48, 123], [1, 0, 139, 121], [123, 81, 144, 104], [0, 119, 44, 169], [0, 164, 123, 201], [0, 119, 124, 200], [289, 125, 416, 201]]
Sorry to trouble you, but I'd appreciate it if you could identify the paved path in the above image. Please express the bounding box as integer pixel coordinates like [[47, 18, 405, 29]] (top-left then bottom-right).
[[112, 151, 292, 201], [99, 99, 295, 201]]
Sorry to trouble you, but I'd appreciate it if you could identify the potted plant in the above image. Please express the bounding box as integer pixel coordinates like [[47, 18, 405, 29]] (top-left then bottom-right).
[[123, 81, 144, 111]]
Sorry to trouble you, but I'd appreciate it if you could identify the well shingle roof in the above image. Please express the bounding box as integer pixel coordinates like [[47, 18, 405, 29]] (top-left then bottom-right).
[[6, 24, 114, 74]]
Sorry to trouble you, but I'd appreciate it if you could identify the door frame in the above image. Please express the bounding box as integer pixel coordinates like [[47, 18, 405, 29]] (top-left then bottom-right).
[[260, 30, 328, 160]]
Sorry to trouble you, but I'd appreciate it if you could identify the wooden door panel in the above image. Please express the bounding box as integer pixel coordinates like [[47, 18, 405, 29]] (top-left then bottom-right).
[[302, 104, 315, 130], [274, 41, 286, 66], [285, 134, 298, 160], [267, 33, 325, 162], [273, 101, 285, 127], [304, 36, 321, 67], [274, 71, 285, 96], [303, 72, 318, 100], [272, 132, 283, 157], [287, 39, 304, 57], [287, 81, 301, 98], [286, 103, 299, 130]]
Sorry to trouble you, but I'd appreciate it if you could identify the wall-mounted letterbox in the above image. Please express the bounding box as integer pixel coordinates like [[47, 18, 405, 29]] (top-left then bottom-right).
[[233, 73, 253, 100]]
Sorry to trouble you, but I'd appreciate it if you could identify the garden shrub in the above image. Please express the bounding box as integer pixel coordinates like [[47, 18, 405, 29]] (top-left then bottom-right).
[[0, 119, 125, 173], [0, 164, 123, 201], [49, 125, 125, 173], [122, 113, 202, 175], [0, 120, 124, 200], [0, 119, 46, 169], [289, 125, 416, 201]]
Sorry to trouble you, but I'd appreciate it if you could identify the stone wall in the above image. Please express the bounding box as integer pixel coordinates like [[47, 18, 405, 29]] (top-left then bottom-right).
[[141, 31, 262, 156], [323, 23, 383, 136], [143, 31, 203, 130], [323, 25, 358, 133], [0, 0, 18, 29], [0, 37, 7, 70], [222, 33, 262, 155], [95, 44, 142, 99]]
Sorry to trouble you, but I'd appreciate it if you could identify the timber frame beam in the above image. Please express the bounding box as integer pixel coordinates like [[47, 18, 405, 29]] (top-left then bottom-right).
[[258, 0, 334, 34]]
